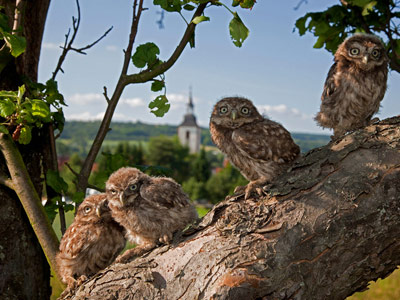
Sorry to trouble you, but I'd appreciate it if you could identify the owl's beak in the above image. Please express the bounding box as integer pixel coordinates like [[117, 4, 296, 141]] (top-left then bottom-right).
[[119, 193, 124, 205], [362, 55, 369, 64], [96, 206, 102, 218], [231, 110, 237, 120]]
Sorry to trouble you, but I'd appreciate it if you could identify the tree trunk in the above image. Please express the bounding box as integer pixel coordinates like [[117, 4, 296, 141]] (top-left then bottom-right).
[[61, 117, 400, 300], [0, 1, 51, 299]]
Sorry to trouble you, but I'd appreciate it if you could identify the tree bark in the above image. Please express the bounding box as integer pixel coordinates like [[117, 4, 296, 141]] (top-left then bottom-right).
[[0, 1, 52, 299], [61, 117, 400, 300]]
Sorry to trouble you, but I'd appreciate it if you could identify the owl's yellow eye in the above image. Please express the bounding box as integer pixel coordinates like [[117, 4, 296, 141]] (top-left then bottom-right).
[[220, 106, 228, 114], [129, 184, 138, 191], [372, 49, 380, 58], [350, 48, 360, 55], [110, 189, 117, 195], [84, 206, 91, 214], [241, 107, 249, 114]]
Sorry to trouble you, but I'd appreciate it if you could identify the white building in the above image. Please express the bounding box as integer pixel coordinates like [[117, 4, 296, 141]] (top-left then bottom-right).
[[178, 88, 201, 154]]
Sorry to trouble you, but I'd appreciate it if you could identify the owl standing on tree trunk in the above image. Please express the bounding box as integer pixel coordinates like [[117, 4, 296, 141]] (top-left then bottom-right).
[[315, 33, 389, 139], [209, 97, 300, 199], [56, 194, 126, 289], [105, 167, 198, 264]]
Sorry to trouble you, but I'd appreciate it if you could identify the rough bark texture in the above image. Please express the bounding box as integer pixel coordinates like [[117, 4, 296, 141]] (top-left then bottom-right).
[[0, 0, 52, 299], [60, 117, 400, 300]]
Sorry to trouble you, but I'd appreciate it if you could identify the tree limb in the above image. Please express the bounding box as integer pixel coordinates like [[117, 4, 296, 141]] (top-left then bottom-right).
[[75, 1, 207, 197], [0, 169, 14, 190], [0, 133, 65, 289], [61, 117, 400, 299]]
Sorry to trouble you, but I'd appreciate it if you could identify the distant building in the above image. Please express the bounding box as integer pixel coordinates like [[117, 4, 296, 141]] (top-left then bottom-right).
[[178, 88, 201, 154]]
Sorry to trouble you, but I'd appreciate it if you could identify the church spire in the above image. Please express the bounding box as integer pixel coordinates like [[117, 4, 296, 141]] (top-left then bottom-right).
[[187, 86, 194, 115]]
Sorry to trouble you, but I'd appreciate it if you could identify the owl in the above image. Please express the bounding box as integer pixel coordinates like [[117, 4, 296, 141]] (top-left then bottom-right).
[[105, 167, 198, 263], [315, 33, 388, 139], [56, 194, 126, 289], [209, 97, 300, 199]]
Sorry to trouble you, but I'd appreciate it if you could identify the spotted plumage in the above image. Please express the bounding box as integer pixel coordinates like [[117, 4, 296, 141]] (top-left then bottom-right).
[[315, 33, 388, 139], [209, 96, 300, 199], [56, 194, 126, 288], [105, 167, 198, 263]]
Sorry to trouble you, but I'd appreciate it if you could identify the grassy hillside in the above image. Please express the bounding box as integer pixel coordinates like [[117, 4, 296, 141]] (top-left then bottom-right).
[[58, 121, 330, 156]]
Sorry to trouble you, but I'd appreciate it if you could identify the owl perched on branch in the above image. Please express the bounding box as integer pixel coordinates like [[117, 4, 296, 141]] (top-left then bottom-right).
[[315, 33, 388, 139], [56, 194, 126, 289], [209, 97, 300, 199], [105, 167, 198, 263]]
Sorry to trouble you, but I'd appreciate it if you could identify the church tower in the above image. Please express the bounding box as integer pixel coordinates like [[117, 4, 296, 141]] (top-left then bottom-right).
[[178, 87, 201, 153]]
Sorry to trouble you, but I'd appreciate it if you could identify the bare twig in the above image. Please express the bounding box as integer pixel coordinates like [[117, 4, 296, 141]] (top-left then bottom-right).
[[103, 86, 110, 103], [0, 170, 14, 190], [0, 133, 65, 289], [51, 0, 113, 80], [65, 162, 79, 177], [12, 0, 25, 33], [294, 0, 308, 10]]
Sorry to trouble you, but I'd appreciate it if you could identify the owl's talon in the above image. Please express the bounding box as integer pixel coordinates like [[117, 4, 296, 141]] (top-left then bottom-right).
[[234, 185, 246, 194]]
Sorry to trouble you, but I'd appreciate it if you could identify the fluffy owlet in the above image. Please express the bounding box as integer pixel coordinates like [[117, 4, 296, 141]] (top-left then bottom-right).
[[209, 97, 300, 199], [315, 33, 388, 139], [56, 194, 126, 289], [105, 167, 198, 263]]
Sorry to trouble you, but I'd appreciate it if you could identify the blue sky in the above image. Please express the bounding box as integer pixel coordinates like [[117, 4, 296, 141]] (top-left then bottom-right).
[[38, 0, 400, 134]]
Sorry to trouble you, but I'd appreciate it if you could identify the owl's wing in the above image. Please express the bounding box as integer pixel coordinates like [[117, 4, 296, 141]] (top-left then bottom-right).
[[232, 120, 300, 163], [59, 223, 98, 259], [141, 178, 190, 209], [321, 62, 338, 101]]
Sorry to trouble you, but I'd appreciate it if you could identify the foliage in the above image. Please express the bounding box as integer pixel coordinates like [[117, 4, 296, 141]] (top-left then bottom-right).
[[205, 162, 247, 203], [295, 0, 400, 72], [0, 81, 65, 144]]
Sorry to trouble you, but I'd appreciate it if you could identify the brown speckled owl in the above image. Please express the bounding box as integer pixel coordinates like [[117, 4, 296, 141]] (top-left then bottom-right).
[[315, 33, 388, 139], [56, 194, 126, 289], [105, 167, 198, 263], [209, 97, 300, 199]]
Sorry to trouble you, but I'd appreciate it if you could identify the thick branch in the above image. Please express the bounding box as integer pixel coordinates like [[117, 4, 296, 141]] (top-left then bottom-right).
[[0, 170, 14, 190], [0, 133, 65, 289], [62, 117, 400, 299]]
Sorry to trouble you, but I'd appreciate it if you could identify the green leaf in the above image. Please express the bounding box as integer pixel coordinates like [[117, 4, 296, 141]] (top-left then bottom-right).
[[31, 100, 51, 121], [229, 14, 249, 47], [313, 36, 326, 49], [183, 4, 195, 11], [295, 16, 309, 36], [1, 31, 26, 57], [45, 79, 65, 106], [132, 42, 160, 69], [0, 90, 17, 98], [46, 170, 69, 194], [151, 80, 165, 92], [72, 191, 85, 205], [0, 124, 8, 134], [149, 95, 170, 117], [229, 13, 249, 48], [0, 98, 16, 117], [153, 0, 182, 12], [362, 1, 377, 16], [18, 126, 32, 144], [44, 199, 59, 224], [192, 16, 210, 24]]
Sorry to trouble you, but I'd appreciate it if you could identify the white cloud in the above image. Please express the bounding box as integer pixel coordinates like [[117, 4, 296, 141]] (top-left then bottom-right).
[[122, 97, 146, 107], [106, 45, 118, 52], [67, 93, 104, 104], [42, 42, 62, 50], [258, 104, 312, 121]]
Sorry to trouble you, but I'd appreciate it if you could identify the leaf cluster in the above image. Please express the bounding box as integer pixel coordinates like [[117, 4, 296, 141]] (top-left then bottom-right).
[[295, 0, 400, 70], [0, 81, 66, 144]]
